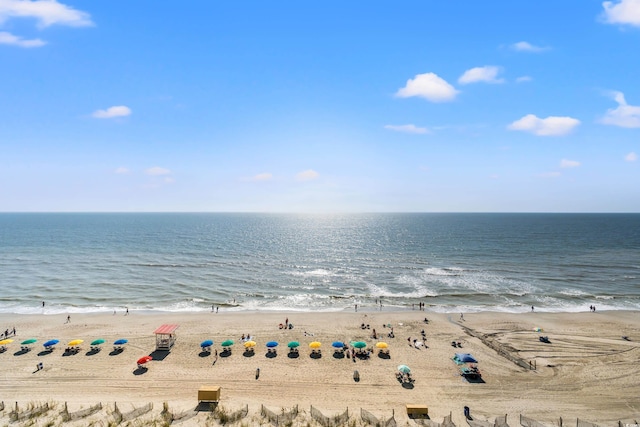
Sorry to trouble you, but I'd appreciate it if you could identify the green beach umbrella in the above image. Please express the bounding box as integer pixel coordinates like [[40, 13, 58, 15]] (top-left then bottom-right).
[[221, 339, 234, 347], [352, 341, 367, 349], [397, 365, 411, 374], [91, 339, 105, 346], [21, 339, 37, 345], [287, 341, 300, 348]]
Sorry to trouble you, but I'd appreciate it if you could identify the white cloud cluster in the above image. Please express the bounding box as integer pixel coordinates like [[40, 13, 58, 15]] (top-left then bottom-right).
[[114, 167, 130, 175], [508, 114, 581, 136], [458, 66, 504, 85], [384, 124, 429, 134], [0, 30, 44, 47], [252, 173, 273, 181], [145, 167, 171, 176], [296, 169, 319, 181], [600, 91, 640, 128], [395, 72, 459, 102], [92, 105, 132, 119], [560, 159, 581, 168], [626, 152, 638, 162], [0, 0, 92, 48], [516, 76, 532, 83], [511, 41, 549, 52], [0, 0, 93, 27], [602, 0, 640, 26]]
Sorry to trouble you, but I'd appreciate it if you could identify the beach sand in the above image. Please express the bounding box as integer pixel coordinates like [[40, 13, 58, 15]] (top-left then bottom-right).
[[1, 309, 639, 426]]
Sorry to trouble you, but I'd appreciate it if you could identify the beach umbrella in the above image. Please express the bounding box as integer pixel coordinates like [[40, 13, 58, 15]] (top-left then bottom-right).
[[90, 339, 105, 346], [332, 341, 345, 348], [266, 341, 278, 348], [221, 339, 234, 347], [533, 327, 543, 332], [43, 339, 59, 347], [244, 340, 256, 348], [67, 339, 83, 347], [200, 340, 213, 348], [375, 342, 388, 349], [353, 341, 367, 349], [137, 355, 152, 365], [114, 339, 128, 345], [309, 341, 321, 349], [397, 365, 411, 374], [287, 341, 300, 348], [21, 339, 37, 345], [0, 339, 14, 346]]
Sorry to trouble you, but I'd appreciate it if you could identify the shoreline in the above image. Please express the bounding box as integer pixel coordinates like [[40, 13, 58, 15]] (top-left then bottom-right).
[[1, 310, 639, 425]]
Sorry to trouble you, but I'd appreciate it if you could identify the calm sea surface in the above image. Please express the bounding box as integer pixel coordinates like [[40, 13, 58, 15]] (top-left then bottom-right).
[[0, 213, 638, 314]]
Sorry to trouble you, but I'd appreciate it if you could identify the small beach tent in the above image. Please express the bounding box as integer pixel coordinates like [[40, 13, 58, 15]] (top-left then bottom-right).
[[154, 324, 179, 350], [453, 353, 478, 363]]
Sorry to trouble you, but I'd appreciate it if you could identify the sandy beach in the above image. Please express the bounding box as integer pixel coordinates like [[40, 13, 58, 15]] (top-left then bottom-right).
[[1, 309, 639, 426]]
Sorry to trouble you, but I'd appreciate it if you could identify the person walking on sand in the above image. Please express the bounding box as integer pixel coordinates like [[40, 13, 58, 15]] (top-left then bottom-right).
[[355, 304, 358, 312], [460, 313, 464, 321], [66, 315, 71, 323]]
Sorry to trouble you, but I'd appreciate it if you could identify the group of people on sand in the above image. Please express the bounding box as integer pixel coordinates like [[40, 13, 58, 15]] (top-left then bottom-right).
[[2, 327, 16, 339], [589, 305, 597, 312], [279, 317, 293, 330]]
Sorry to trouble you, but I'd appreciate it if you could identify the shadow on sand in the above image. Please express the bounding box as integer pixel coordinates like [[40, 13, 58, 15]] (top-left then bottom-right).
[[133, 366, 148, 376]]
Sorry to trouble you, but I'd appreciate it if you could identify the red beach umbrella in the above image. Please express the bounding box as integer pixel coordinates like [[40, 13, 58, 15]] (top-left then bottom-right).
[[137, 355, 153, 365]]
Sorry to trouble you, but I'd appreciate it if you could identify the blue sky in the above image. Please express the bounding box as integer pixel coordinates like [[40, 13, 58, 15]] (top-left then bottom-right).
[[1, 0, 639, 212]]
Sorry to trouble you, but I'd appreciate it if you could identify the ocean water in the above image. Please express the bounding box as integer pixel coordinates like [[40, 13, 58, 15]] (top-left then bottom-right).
[[0, 213, 638, 314]]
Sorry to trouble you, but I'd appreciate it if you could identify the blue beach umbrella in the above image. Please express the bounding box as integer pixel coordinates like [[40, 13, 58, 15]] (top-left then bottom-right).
[[332, 341, 345, 348], [201, 340, 214, 348], [43, 339, 59, 348], [114, 339, 128, 346], [266, 341, 278, 348]]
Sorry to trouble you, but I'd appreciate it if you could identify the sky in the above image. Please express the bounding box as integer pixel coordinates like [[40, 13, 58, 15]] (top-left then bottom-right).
[[1, 0, 639, 213]]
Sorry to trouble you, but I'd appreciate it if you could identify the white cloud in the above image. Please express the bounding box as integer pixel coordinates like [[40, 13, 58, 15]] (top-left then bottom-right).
[[0, 0, 93, 28], [384, 124, 430, 134], [511, 41, 549, 52], [114, 167, 130, 174], [507, 114, 581, 136], [253, 173, 273, 181], [395, 72, 458, 102], [602, 0, 640, 26], [600, 91, 640, 128], [516, 76, 532, 83], [626, 152, 638, 161], [92, 105, 132, 119], [0, 31, 45, 47], [295, 169, 319, 181], [458, 66, 504, 85], [145, 167, 171, 176], [560, 159, 581, 168]]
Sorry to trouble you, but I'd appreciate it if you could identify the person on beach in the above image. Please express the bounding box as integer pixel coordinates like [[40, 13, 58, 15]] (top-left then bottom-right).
[[66, 315, 70, 323], [125, 307, 129, 315], [354, 304, 357, 312], [531, 306, 534, 312]]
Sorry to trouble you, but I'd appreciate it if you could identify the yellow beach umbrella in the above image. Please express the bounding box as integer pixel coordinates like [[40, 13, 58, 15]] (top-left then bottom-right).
[[375, 342, 388, 349], [68, 339, 84, 347], [243, 340, 256, 348], [0, 339, 14, 346], [309, 341, 322, 349]]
